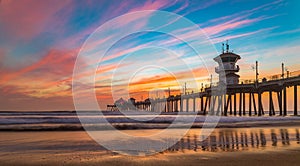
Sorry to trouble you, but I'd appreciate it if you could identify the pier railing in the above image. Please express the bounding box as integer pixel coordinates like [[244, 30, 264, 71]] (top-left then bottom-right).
[[239, 70, 300, 85], [108, 70, 300, 117]]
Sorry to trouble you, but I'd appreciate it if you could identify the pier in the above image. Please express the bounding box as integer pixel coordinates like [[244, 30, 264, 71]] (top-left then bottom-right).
[[132, 75, 300, 116], [108, 42, 300, 116]]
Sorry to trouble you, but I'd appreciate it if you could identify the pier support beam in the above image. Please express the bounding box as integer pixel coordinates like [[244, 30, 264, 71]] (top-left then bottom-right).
[[229, 94, 233, 115], [239, 93, 242, 116], [159, 102, 162, 112], [225, 95, 230, 116], [249, 93, 252, 116], [234, 93, 237, 116], [208, 96, 212, 114], [221, 94, 224, 115], [177, 100, 180, 112], [186, 98, 189, 112], [295, 85, 298, 116], [172, 100, 175, 112], [204, 96, 209, 115], [166, 101, 169, 112], [201, 97, 204, 112], [174, 100, 176, 112], [151, 102, 154, 112], [211, 96, 217, 115], [258, 92, 263, 116], [261, 94, 265, 115], [252, 93, 257, 115], [209, 96, 216, 115], [180, 98, 183, 112], [269, 91, 275, 116], [243, 93, 246, 115], [193, 97, 196, 112], [283, 87, 287, 116], [277, 91, 283, 116], [216, 95, 222, 115]]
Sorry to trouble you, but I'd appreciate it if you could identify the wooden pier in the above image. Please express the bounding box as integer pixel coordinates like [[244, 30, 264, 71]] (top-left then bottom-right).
[[133, 75, 300, 116], [108, 43, 300, 116]]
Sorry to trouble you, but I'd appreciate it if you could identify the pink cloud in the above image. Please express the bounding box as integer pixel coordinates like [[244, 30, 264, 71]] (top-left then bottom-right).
[[129, 0, 174, 12], [0, 48, 6, 68], [0, 0, 72, 42], [157, 16, 264, 47], [101, 44, 148, 62], [0, 48, 78, 85], [207, 0, 283, 25], [210, 27, 276, 44], [203, 18, 261, 36]]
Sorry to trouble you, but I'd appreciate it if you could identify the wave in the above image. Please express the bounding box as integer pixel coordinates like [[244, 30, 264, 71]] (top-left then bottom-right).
[[1, 111, 300, 131]]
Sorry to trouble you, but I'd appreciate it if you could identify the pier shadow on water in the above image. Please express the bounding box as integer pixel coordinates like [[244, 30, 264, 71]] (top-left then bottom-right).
[[166, 128, 300, 153]]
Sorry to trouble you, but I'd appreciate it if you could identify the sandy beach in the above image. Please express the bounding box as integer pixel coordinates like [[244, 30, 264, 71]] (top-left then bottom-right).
[[1, 127, 300, 166], [2, 147, 300, 166]]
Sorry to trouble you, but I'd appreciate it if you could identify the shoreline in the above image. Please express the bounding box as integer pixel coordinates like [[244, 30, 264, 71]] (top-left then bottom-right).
[[1, 120, 300, 131]]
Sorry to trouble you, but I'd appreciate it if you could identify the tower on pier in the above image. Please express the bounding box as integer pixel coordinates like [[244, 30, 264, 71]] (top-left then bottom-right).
[[214, 41, 240, 85]]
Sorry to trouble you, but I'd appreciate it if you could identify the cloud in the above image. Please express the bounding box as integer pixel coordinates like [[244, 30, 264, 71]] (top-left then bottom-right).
[[206, 0, 283, 26], [0, 0, 72, 42], [1, 49, 78, 84], [0, 85, 74, 111], [203, 18, 262, 36], [210, 27, 277, 44], [0, 48, 6, 68], [129, 0, 178, 12], [0, 48, 81, 101]]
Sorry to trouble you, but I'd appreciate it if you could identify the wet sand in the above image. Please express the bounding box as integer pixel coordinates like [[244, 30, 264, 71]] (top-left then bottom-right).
[[0, 128, 300, 166], [1, 148, 300, 166]]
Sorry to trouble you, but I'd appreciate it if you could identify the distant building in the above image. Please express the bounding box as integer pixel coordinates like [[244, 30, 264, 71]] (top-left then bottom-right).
[[128, 98, 136, 104], [214, 41, 240, 85], [115, 98, 127, 110]]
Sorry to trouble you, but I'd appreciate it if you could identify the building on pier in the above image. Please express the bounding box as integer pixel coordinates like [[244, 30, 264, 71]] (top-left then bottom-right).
[[107, 40, 299, 116], [214, 41, 240, 85]]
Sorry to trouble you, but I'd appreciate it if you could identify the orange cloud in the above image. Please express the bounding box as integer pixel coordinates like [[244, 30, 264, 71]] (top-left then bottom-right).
[[0, 48, 81, 101]]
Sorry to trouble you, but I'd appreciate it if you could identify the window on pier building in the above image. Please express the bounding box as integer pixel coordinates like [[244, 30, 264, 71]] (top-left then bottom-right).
[[221, 57, 237, 62]]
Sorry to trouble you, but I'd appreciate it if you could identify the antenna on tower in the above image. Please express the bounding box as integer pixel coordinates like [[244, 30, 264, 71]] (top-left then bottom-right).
[[281, 63, 284, 79], [222, 43, 224, 53], [255, 61, 259, 84], [226, 40, 229, 53]]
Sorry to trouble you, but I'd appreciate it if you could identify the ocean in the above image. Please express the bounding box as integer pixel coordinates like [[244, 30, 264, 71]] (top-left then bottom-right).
[[1, 111, 300, 131], [1, 111, 300, 165]]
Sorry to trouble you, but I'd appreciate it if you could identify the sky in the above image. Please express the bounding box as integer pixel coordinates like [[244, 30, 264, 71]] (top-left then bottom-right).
[[0, 0, 300, 111]]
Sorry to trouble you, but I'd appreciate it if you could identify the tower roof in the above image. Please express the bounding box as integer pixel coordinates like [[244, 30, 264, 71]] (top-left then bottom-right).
[[215, 40, 241, 62], [213, 52, 241, 62]]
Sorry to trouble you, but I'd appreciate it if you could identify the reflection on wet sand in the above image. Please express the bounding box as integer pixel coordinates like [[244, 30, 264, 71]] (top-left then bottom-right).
[[167, 128, 300, 153]]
